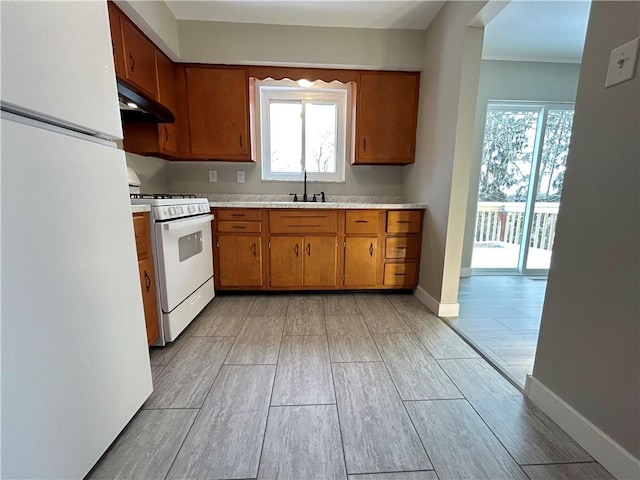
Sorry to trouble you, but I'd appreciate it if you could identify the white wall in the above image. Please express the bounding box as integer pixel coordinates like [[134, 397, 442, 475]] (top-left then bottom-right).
[[533, 0, 639, 462], [163, 161, 404, 198], [124, 152, 168, 193], [403, 0, 487, 311], [178, 20, 425, 70], [461, 60, 581, 271], [116, 0, 180, 59]]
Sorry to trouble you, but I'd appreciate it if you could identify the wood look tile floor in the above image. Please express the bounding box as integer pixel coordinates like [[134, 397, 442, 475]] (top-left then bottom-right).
[[445, 276, 548, 387], [89, 292, 613, 480]]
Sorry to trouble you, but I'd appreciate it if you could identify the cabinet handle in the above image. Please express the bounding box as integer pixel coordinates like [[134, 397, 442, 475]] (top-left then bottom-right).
[[129, 53, 135, 72], [239, 134, 243, 148], [363, 137, 366, 152], [306, 243, 311, 256], [251, 242, 257, 256], [144, 270, 151, 292], [164, 126, 169, 142], [294, 243, 299, 257], [231, 213, 245, 217], [394, 273, 407, 276], [231, 225, 246, 229], [355, 220, 368, 223], [369, 243, 374, 257], [397, 220, 411, 224], [395, 246, 408, 249]]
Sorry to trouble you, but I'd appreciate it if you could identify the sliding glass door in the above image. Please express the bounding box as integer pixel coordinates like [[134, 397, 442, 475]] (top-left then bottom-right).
[[472, 103, 574, 274]]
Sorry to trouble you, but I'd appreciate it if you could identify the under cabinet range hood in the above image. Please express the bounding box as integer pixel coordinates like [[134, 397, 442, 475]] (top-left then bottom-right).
[[117, 81, 175, 124]]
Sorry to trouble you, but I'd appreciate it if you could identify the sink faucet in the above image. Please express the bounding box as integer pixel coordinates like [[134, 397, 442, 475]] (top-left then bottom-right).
[[303, 170, 308, 202], [288, 172, 325, 202]]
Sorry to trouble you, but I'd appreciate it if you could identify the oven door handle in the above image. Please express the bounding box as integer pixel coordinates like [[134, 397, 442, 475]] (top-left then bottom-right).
[[162, 214, 214, 231]]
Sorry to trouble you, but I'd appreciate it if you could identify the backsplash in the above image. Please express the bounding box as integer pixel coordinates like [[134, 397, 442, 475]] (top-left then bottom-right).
[[203, 193, 404, 203]]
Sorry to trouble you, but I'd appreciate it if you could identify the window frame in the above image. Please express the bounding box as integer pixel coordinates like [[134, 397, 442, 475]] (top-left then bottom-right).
[[255, 79, 349, 183]]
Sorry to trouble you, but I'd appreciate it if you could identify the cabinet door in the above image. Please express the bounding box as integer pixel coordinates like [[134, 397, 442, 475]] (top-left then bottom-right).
[[107, 1, 125, 77], [122, 18, 157, 99], [304, 236, 338, 287], [138, 257, 159, 345], [218, 235, 263, 287], [269, 236, 303, 287], [155, 50, 178, 154], [356, 72, 419, 165], [185, 67, 250, 159], [344, 237, 379, 287]]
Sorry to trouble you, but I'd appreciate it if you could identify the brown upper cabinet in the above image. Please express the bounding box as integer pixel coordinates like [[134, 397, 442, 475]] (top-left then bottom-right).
[[108, 1, 157, 100], [121, 18, 157, 100], [184, 67, 252, 161], [354, 72, 420, 165], [107, 2, 125, 77]]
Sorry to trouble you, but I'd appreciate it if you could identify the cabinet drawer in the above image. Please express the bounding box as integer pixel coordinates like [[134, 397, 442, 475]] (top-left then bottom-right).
[[269, 210, 337, 234], [387, 210, 422, 233], [385, 237, 419, 260], [132, 213, 150, 260], [216, 209, 261, 222], [346, 210, 379, 234], [218, 221, 262, 233], [383, 263, 418, 287]]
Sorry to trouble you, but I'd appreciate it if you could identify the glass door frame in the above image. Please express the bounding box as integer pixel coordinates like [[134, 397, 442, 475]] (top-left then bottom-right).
[[472, 101, 574, 276]]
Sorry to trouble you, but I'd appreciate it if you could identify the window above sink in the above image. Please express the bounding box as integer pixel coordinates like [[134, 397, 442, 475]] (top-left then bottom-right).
[[255, 78, 350, 183]]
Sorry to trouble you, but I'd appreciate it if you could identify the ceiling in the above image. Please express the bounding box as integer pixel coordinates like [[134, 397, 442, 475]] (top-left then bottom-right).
[[483, 1, 591, 63], [164, 0, 591, 63], [165, 1, 445, 30]]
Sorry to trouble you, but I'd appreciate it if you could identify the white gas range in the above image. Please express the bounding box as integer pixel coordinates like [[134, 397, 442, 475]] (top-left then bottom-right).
[[131, 194, 214, 345]]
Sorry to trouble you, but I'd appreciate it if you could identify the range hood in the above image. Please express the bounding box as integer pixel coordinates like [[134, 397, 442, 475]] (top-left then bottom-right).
[[117, 81, 175, 124]]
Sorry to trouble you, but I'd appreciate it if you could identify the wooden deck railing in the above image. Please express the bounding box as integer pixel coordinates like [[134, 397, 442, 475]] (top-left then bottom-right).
[[475, 202, 560, 251]]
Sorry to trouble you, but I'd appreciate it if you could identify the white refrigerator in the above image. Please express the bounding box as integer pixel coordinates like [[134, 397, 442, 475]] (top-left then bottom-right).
[[1, 2, 153, 478]]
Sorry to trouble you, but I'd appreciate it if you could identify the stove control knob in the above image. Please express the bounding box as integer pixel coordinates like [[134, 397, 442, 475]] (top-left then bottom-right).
[[188, 205, 196, 214], [169, 207, 176, 215], [165, 207, 171, 216], [201, 205, 207, 212]]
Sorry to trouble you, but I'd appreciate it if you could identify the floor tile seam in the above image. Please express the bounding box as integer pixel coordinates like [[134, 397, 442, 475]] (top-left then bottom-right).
[[255, 362, 280, 480], [223, 362, 278, 366], [140, 407, 201, 411], [435, 318, 526, 393], [459, 391, 538, 472], [330, 360, 385, 364], [401, 396, 467, 403], [369, 330, 435, 471], [348, 468, 437, 476], [519, 460, 599, 467], [328, 360, 350, 477], [434, 358, 521, 400], [269, 402, 338, 408]]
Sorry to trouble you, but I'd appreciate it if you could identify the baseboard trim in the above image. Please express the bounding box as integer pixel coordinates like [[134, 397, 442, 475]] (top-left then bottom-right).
[[460, 267, 472, 278], [525, 375, 640, 480], [415, 286, 460, 317]]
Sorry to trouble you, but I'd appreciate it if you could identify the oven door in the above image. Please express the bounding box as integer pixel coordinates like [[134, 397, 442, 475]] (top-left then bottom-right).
[[154, 214, 214, 313]]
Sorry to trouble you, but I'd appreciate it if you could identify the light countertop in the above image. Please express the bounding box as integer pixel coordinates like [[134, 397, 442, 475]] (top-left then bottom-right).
[[208, 201, 427, 209], [131, 204, 151, 214]]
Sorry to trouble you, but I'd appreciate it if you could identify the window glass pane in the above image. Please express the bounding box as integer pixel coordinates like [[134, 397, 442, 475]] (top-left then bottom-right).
[[537, 110, 573, 201], [269, 102, 302, 173], [305, 103, 337, 173]]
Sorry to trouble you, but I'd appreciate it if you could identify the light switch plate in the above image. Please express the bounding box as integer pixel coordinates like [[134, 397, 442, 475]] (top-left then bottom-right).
[[605, 37, 639, 88], [208, 170, 217, 182], [237, 170, 245, 183]]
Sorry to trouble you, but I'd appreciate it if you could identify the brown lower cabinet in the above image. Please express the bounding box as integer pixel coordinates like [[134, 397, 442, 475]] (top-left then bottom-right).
[[344, 237, 379, 287], [269, 236, 338, 288], [132, 212, 159, 345], [211, 207, 423, 291], [217, 235, 263, 287]]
